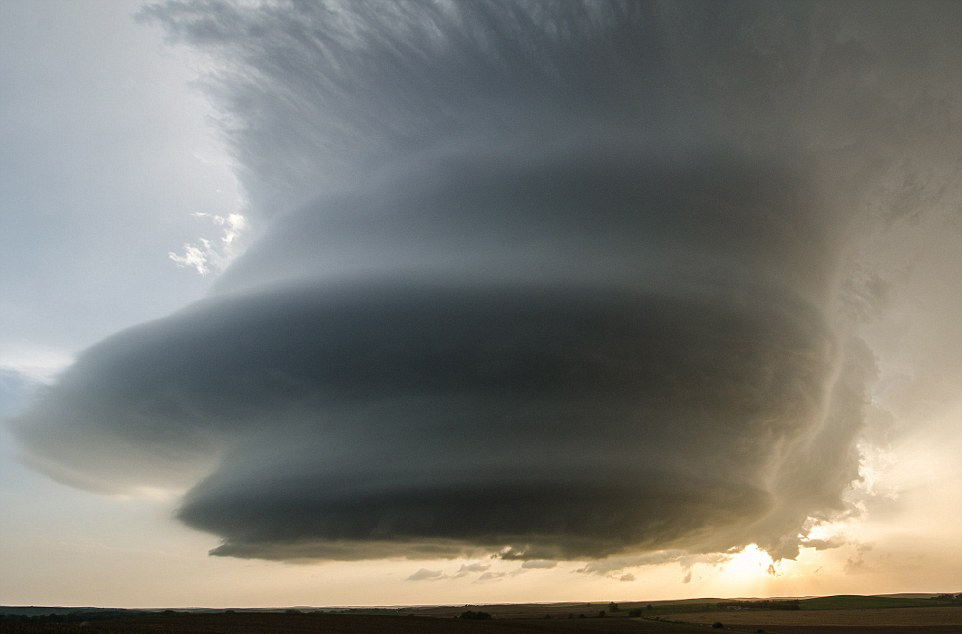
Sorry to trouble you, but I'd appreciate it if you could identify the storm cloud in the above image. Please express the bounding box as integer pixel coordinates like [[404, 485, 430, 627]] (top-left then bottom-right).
[[11, 1, 962, 562]]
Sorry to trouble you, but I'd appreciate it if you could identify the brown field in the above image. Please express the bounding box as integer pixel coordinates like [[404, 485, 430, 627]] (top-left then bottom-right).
[[4, 608, 962, 634], [662, 605, 962, 633]]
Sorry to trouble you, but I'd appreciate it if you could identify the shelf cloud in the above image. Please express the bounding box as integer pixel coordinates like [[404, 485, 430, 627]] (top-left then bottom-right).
[[11, 1, 962, 563]]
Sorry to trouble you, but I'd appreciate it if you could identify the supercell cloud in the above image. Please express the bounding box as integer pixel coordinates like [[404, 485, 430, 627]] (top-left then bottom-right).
[[11, 1, 962, 562]]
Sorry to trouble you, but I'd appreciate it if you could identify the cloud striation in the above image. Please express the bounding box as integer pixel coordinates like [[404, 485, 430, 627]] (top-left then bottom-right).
[[11, 0, 962, 563]]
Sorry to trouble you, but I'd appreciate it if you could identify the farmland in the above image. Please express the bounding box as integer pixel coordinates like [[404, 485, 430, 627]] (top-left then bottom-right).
[[661, 606, 962, 633], [2, 596, 960, 634], [0, 611, 714, 634]]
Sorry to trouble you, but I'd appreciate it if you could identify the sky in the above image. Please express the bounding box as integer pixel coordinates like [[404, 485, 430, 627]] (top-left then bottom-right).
[[1, 0, 961, 608]]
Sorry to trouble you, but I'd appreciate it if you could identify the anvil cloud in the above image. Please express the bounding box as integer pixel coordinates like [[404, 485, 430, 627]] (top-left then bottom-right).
[[12, 1, 962, 564]]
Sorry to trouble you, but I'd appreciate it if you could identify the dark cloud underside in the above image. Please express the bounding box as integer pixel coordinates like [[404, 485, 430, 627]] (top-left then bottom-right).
[[17, 280, 831, 558]]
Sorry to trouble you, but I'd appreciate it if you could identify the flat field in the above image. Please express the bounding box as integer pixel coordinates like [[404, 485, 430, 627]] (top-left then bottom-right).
[[4, 608, 962, 634], [0, 612, 710, 634], [662, 605, 962, 633]]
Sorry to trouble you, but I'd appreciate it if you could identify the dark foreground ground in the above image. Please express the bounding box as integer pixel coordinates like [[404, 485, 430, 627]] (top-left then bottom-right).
[[3, 608, 962, 634], [0, 613, 703, 634]]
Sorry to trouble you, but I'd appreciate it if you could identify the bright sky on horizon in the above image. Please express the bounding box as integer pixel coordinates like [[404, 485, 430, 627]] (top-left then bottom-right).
[[2, 0, 961, 608]]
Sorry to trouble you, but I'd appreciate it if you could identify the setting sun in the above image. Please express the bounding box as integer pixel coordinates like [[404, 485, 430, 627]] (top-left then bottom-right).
[[721, 545, 776, 583]]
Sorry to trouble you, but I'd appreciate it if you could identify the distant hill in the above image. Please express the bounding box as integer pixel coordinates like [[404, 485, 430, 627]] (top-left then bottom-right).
[[799, 594, 961, 610]]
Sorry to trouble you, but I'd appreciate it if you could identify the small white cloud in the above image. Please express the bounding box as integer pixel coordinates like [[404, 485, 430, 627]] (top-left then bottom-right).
[[169, 241, 212, 275], [406, 568, 443, 581], [475, 571, 506, 582], [169, 211, 249, 276]]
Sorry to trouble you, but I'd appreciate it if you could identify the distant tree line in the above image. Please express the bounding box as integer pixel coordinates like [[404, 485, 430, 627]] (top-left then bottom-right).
[[458, 610, 493, 620]]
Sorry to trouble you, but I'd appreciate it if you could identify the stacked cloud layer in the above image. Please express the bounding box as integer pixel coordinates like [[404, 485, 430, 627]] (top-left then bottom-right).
[[12, 1, 962, 562]]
